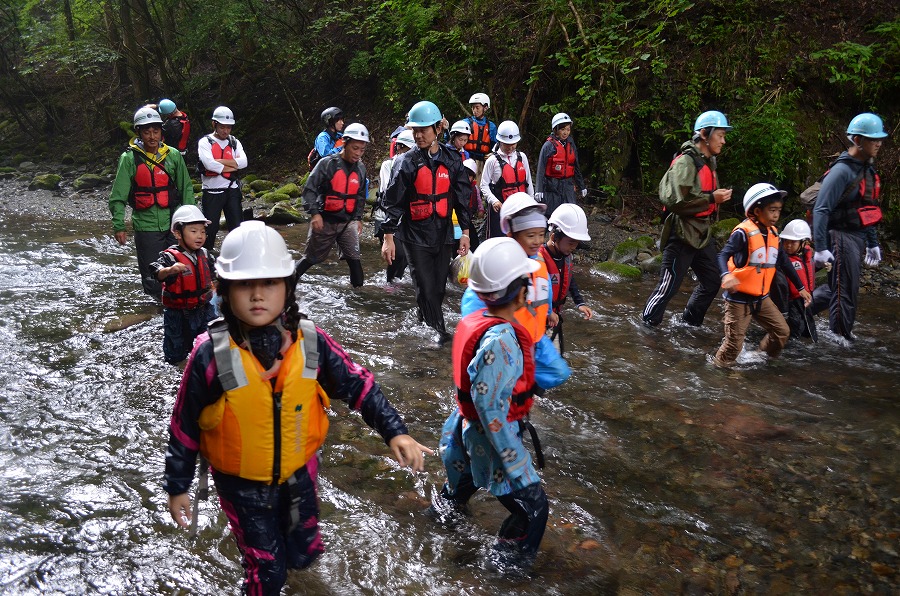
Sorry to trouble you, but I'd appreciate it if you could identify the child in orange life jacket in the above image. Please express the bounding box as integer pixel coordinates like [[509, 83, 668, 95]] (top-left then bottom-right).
[[540, 204, 593, 355], [149, 205, 217, 364], [462, 193, 571, 391], [164, 221, 431, 595], [434, 237, 548, 570], [713, 184, 812, 368], [771, 219, 830, 340]]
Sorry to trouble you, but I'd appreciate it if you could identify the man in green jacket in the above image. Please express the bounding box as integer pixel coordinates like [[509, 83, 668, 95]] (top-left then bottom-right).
[[109, 107, 195, 298]]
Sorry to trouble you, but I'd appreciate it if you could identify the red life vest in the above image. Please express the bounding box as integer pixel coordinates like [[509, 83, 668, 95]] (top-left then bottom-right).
[[670, 152, 718, 217], [464, 120, 491, 156], [492, 152, 528, 202], [203, 136, 235, 179], [727, 220, 779, 297], [828, 164, 882, 230], [131, 152, 171, 210], [544, 136, 575, 178], [409, 153, 451, 221], [452, 309, 536, 423], [161, 248, 214, 309], [539, 245, 571, 310], [323, 162, 361, 215], [787, 247, 815, 300]]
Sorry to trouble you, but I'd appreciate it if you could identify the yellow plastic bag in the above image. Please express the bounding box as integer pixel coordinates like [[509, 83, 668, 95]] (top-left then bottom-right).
[[450, 253, 471, 286]]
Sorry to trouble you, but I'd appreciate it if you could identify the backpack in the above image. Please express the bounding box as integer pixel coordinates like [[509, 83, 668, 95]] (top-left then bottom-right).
[[307, 146, 322, 171], [799, 156, 865, 210], [658, 151, 707, 209], [196, 134, 238, 180]]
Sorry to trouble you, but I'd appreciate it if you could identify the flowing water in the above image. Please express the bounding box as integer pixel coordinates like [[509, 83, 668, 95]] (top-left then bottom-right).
[[0, 205, 897, 595]]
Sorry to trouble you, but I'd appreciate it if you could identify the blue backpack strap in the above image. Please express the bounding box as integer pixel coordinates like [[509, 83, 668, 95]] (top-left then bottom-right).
[[208, 318, 248, 391]]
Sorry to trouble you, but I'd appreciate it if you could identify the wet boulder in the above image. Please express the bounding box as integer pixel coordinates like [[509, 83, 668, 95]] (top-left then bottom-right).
[[639, 254, 663, 274], [274, 183, 302, 198], [28, 173, 61, 191], [264, 201, 306, 225], [248, 179, 277, 193], [593, 261, 642, 281], [258, 191, 291, 204], [73, 173, 108, 190], [0, 166, 16, 179]]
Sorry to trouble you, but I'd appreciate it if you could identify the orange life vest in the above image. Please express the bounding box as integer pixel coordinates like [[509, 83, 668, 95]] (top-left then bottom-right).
[[544, 136, 575, 178], [452, 309, 536, 423], [492, 152, 528, 202], [671, 152, 718, 217], [323, 163, 361, 215], [161, 248, 214, 309], [464, 120, 491, 157], [727, 219, 779, 297], [131, 152, 171, 210], [515, 257, 551, 342], [408, 153, 451, 221]]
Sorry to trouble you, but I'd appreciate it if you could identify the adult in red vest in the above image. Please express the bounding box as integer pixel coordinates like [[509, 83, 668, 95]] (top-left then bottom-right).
[[296, 123, 370, 287], [198, 106, 248, 250], [642, 110, 734, 327], [381, 101, 473, 347], [535, 113, 587, 216]]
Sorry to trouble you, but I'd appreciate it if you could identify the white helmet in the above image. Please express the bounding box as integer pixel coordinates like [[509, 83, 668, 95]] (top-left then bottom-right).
[[395, 129, 415, 148], [780, 219, 812, 241], [450, 120, 472, 135], [133, 107, 163, 128], [211, 106, 235, 125], [462, 158, 478, 176], [468, 93, 490, 108], [742, 183, 787, 216], [342, 122, 370, 143], [468, 237, 540, 295], [496, 120, 521, 144], [215, 221, 295, 280], [551, 113, 573, 130], [548, 203, 590, 241], [499, 192, 547, 235], [170, 205, 211, 233]]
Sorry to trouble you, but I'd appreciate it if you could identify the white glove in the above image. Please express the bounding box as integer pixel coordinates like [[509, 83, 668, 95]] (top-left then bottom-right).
[[814, 250, 835, 265], [581, 188, 588, 198], [534, 192, 544, 201], [864, 246, 882, 267]]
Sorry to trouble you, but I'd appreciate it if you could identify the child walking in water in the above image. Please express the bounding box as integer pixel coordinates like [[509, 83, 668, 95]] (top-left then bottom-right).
[[713, 184, 812, 367], [434, 237, 549, 570], [163, 221, 431, 594]]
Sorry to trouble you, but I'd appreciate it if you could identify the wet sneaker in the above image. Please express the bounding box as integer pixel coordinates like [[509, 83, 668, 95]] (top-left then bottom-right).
[[422, 496, 469, 527], [708, 354, 733, 369]]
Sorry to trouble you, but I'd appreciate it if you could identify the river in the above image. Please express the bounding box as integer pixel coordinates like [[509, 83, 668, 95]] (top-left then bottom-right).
[[0, 207, 897, 595]]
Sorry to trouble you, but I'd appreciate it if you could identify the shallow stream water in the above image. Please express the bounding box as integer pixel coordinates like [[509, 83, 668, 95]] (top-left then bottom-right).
[[0, 208, 897, 595]]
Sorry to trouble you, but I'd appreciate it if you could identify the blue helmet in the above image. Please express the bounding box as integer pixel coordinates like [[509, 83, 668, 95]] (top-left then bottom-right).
[[158, 99, 177, 116], [694, 110, 732, 132], [406, 101, 442, 127], [846, 113, 888, 139]]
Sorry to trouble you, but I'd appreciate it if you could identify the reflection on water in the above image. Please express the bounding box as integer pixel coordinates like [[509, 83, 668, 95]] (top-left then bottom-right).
[[0, 213, 897, 595]]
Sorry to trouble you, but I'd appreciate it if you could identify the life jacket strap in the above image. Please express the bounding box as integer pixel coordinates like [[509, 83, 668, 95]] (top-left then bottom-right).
[[519, 417, 545, 469], [298, 318, 319, 379], [209, 318, 249, 391]]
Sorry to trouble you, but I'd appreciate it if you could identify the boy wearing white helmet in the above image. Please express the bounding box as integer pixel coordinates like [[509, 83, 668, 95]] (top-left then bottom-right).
[[109, 106, 196, 298], [535, 112, 587, 216], [462, 92, 497, 166], [481, 120, 535, 238], [198, 105, 248, 250], [375, 129, 415, 283], [148, 205, 216, 364], [712, 184, 811, 368], [164, 221, 431, 594], [539, 203, 593, 353], [771, 219, 829, 340], [433, 237, 549, 570], [296, 122, 371, 287]]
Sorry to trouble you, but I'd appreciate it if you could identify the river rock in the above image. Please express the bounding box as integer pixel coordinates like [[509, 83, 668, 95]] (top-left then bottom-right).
[[28, 173, 61, 191], [19, 161, 37, 172], [639, 254, 662, 274], [258, 191, 291, 204], [248, 179, 277, 192], [73, 173, 107, 190], [610, 239, 642, 263], [264, 201, 306, 224], [594, 261, 642, 280], [0, 166, 15, 179], [274, 182, 302, 198]]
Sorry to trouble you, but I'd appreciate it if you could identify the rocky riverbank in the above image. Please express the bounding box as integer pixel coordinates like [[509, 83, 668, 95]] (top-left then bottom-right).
[[2, 161, 898, 298]]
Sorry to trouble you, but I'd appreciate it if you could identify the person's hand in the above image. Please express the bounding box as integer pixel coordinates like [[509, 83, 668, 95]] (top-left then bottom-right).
[[381, 234, 395, 265], [458, 234, 470, 256], [168, 493, 192, 529], [548, 311, 560, 327], [114, 231, 128, 245], [356, 220, 363, 236], [713, 188, 732, 204], [721, 273, 739, 290], [581, 188, 588, 199], [309, 213, 324, 232], [492, 201, 501, 212], [578, 305, 593, 320], [388, 434, 433, 472], [534, 192, 543, 201], [864, 246, 881, 267], [814, 250, 835, 265], [799, 288, 812, 308]]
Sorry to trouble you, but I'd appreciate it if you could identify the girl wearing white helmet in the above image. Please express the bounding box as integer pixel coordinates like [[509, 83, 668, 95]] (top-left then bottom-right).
[[461, 193, 571, 391], [463, 93, 497, 165], [164, 221, 432, 594], [447, 120, 472, 158], [433, 237, 549, 570], [770, 219, 828, 340], [713, 184, 812, 368], [481, 120, 535, 239], [539, 203, 593, 353], [535, 112, 588, 216], [375, 129, 415, 283]]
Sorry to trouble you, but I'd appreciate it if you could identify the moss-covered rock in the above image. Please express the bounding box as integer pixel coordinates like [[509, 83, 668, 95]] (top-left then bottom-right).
[[639, 254, 663, 274], [265, 201, 306, 225], [610, 239, 643, 263], [274, 183, 302, 198], [61, 154, 75, 165], [0, 166, 16, 179], [635, 235, 655, 249], [593, 261, 643, 280], [248, 179, 277, 192], [73, 173, 107, 190], [13, 153, 26, 165], [28, 173, 62, 191], [192, 183, 202, 194], [712, 218, 741, 242], [258, 191, 291, 204], [242, 173, 258, 184]]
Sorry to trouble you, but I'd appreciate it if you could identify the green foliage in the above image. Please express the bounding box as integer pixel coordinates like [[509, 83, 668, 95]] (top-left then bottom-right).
[[810, 19, 900, 99]]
